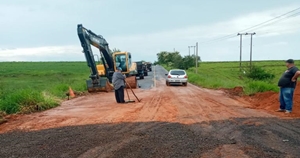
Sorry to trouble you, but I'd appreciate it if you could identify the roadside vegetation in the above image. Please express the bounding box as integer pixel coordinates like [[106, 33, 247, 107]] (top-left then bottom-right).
[[0, 57, 298, 117], [0, 62, 89, 116], [155, 51, 298, 95]]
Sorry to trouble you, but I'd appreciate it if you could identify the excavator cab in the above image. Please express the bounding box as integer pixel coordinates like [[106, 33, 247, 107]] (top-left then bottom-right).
[[113, 52, 134, 73], [112, 52, 137, 88]]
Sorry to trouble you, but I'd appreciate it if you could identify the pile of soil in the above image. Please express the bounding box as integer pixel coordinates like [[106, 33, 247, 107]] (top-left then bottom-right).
[[220, 86, 244, 96], [247, 82, 300, 117]]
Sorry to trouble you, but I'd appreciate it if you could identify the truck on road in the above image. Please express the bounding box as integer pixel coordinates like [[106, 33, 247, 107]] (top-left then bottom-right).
[[135, 61, 145, 79], [145, 62, 152, 72]]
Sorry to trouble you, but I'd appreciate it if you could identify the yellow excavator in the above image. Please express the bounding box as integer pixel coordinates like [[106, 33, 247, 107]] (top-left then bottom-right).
[[77, 24, 138, 92]]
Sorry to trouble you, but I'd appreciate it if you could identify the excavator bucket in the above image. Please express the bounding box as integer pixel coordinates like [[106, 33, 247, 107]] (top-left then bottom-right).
[[125, 76, 137, 89], [86, 78, 114, 93]]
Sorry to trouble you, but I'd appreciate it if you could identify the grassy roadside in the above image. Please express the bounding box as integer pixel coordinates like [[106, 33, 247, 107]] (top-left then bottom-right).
[[162, 60, 299, 95], [0, 62, 89, 116], [0, 60, 298, 118]]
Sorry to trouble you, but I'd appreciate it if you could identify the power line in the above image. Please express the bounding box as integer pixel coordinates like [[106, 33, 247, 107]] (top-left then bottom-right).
[[197, 25, 300, 47], [290, 12, 300, 17], [198, 7, 300, 45], [246, 11, 300, 32], [257, 26, 300, 36], [237, 9, 300, 33]]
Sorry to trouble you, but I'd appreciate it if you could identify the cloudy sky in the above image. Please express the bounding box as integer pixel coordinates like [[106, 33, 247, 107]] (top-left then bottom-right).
[[0, 0, 300, 62]]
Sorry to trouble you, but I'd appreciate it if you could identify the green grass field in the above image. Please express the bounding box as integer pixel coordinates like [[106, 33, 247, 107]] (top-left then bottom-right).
[[0, 60, 298, 116], [0, 62, 89, 114]]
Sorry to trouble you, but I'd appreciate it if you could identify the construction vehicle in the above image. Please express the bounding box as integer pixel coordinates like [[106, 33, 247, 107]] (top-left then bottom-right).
[[77, 24, 138, 92], [142, 62, 148, 76], [135, 61, 145, 79], [145, 62, 152, 71]]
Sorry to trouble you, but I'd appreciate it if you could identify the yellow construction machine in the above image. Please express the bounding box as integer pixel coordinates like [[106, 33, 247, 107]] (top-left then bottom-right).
[[77, 24, 138, 92]]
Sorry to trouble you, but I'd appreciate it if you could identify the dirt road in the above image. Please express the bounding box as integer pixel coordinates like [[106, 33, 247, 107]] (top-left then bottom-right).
[[1, 66, 300, 158]]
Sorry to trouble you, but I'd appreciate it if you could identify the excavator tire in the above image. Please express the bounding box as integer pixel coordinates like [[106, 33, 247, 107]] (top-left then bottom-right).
[[125, 76, 137, 89]]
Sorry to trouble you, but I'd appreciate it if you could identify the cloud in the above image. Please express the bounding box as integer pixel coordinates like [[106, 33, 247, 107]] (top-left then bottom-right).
[[111, 5, 300, 43], [0, 45, 152, 62], [108, 5, 300, 61], [0, 46, 83, 61], [1, 5, 300, 62]]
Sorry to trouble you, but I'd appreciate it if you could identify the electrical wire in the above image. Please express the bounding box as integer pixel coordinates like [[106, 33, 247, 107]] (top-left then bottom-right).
[[257, 26, 300, 36], [198, 7, 300, 45], [245, 11, 300, 32], [235, 8, 300, 33]]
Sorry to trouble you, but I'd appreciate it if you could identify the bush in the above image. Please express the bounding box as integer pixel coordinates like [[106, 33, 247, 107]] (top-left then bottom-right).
[[246, 66, 275, 81], [245, 80, 279, 95]]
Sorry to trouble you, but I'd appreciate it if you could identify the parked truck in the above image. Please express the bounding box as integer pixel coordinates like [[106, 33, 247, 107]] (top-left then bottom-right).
[[135, 61, 145, 79], [142, 62, 148, 76], [145, 62, 152, 72]]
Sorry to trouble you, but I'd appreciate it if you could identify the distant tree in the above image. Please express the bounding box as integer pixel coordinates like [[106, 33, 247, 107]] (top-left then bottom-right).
[[112, 48, 121, 53], [180, 55, 195, 69], [157, 51, 181, 65], [156, 51, 201, 70]]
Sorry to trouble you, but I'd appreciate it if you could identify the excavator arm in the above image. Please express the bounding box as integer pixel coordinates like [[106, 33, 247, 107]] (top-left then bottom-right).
[[77, 24, 115, 82], [77, 24, 115, 92]]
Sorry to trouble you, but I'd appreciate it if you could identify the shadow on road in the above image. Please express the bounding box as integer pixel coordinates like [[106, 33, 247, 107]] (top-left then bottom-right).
[[1, 117, 300, 158]]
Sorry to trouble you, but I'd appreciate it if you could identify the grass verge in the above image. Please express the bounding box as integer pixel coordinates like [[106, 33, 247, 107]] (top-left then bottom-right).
[[161, 60, 299, 95], [0, 62, 89, 114]]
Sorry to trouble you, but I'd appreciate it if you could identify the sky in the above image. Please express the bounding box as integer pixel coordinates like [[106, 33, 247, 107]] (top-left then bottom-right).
[[0, 0, 300, 62]]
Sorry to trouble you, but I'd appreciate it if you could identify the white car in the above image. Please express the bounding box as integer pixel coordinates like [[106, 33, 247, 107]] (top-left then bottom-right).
[[165, 69, 188, 86]]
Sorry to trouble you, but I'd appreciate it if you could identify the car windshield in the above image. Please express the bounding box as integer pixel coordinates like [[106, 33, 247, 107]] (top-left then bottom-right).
[[170, 70, 185, 75]]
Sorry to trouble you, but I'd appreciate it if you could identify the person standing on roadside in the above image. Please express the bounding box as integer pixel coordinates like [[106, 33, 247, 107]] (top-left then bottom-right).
[[112, 67, 126, 103], [277, 59, 300, 113]]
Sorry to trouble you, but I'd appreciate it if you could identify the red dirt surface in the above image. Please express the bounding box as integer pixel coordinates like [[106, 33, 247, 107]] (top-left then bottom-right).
[[0, 78, 274, 134], [246, 82, 300, 117], [1, 66, 300, 158]]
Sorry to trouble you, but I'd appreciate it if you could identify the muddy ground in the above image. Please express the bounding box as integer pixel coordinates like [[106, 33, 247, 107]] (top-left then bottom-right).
[[0, 66, 300, 158]]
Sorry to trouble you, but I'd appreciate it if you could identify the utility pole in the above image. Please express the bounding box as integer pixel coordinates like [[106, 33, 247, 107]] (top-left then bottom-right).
[[237, 32, 256, 71], [188, 46, 191, 56], [195, 42, 198, 74], [189, 45, 195, 56], [173, 48, 175, 52], [237, 33, 246, 71], [193, 46, 196, 56], [249, 32, 256, 70]]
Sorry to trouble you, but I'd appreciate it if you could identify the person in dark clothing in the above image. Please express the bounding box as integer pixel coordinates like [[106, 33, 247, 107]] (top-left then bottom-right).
[[277, 59, 300, 113], [112, 67, 126, 103]]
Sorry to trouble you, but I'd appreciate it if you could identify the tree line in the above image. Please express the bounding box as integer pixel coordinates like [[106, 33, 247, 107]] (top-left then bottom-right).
[[154, 51, 201, 70]]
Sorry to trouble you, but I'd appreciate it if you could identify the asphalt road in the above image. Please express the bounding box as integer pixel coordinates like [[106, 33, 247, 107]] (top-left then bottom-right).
[[137, 67, 155, 89], [1, 65, 300, 158], [137, 65, 170, 89]]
